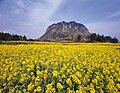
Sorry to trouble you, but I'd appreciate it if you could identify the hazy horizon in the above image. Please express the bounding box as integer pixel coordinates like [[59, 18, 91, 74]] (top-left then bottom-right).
[[0, 0, 120, 40]]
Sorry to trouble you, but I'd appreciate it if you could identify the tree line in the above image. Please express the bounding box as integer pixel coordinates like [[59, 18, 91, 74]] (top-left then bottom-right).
[[76, 33, 119, 43], [90, 33, 118, 43], [0, 31, 27, 41]]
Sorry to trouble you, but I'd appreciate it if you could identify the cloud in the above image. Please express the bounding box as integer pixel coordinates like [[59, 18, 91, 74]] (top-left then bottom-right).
[[14, 9, 24, 15], [0, 0, 64, 38], [107, 11, 120, 19], [86, 21, 120, 40], [12, 0, 63, 25], [14, 0, 25, 8]]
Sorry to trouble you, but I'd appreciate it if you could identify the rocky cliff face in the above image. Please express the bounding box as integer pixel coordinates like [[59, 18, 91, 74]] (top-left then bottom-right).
[[39, 21, 91, 41]]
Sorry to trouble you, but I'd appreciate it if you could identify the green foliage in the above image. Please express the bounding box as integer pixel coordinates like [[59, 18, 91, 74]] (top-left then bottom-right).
[[111, 37, 119, 43], [0, 31, 27, 41], [23, 35, 27, 40], [90, 33, 119, 43]]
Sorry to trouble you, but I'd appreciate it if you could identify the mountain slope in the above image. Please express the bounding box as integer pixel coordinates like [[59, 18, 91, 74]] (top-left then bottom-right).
[[39, 21, 91, 41]]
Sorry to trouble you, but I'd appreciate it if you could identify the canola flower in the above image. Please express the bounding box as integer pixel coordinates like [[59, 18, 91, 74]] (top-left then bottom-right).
[[52, 70, 59, 77], [0, 42, 120, 93], [28, 83, 34, 91], [34, 86, 42, 92], [66, 78, 73, 88], [57, 83, 63, 90]]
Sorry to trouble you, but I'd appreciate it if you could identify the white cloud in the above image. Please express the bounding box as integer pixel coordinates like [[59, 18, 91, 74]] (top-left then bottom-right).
[[0, 0, 64, 38], [107, 11, 120, 19], [29, 0, 63, 24], [14, 9, 24, 14], [12, 0, 63, 25], [14, 0, 25, 8]]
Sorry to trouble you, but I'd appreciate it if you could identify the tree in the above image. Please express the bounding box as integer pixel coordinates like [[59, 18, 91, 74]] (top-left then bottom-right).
[[90, 33, 119, 43], [90, 33, 97, 41], [0, 31, 27, 41], [76, 34, 82, 42], [96, 34, 105, 42], [104, 36, 112, 42], [23, 35, 27, 40], [111, 37, 118, 43]]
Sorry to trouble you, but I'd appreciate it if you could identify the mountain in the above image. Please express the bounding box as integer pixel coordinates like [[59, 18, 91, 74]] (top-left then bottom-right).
[[39, 21, 91, 41]]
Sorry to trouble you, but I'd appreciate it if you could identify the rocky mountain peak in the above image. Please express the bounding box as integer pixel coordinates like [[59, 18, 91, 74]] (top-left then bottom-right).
[[39, 21, 91, 41]]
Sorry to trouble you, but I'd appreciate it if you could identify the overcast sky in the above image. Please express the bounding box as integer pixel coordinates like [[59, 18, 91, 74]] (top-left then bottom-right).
[[0, 0, 120, 40]]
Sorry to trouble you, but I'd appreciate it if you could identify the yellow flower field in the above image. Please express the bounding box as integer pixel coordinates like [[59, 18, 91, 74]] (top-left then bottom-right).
[[0, 42, 120, 93]]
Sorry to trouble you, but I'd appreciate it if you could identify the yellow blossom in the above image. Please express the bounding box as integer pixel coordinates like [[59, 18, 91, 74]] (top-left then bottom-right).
[[28, 83, 34, 91], [52, 71, 59, 77], [57, 83, 63, 90], [66, 78, 72, 88], [36, 86, 42, 92]]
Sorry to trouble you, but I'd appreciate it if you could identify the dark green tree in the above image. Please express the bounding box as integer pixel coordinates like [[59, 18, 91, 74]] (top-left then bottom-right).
[[90, 33, 118, 43], [76, 34, 82, 42], [23, 35, 27, 40], [90, 33, 97, 41], [104, 36, 112, 42], [96, 34, 105, 42], [0, 31, 27, 41], [111, 37, 118, 43]]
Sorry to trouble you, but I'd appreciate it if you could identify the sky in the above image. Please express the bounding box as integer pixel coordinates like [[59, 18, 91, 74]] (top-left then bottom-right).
[[0, 0, 120, 40]]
